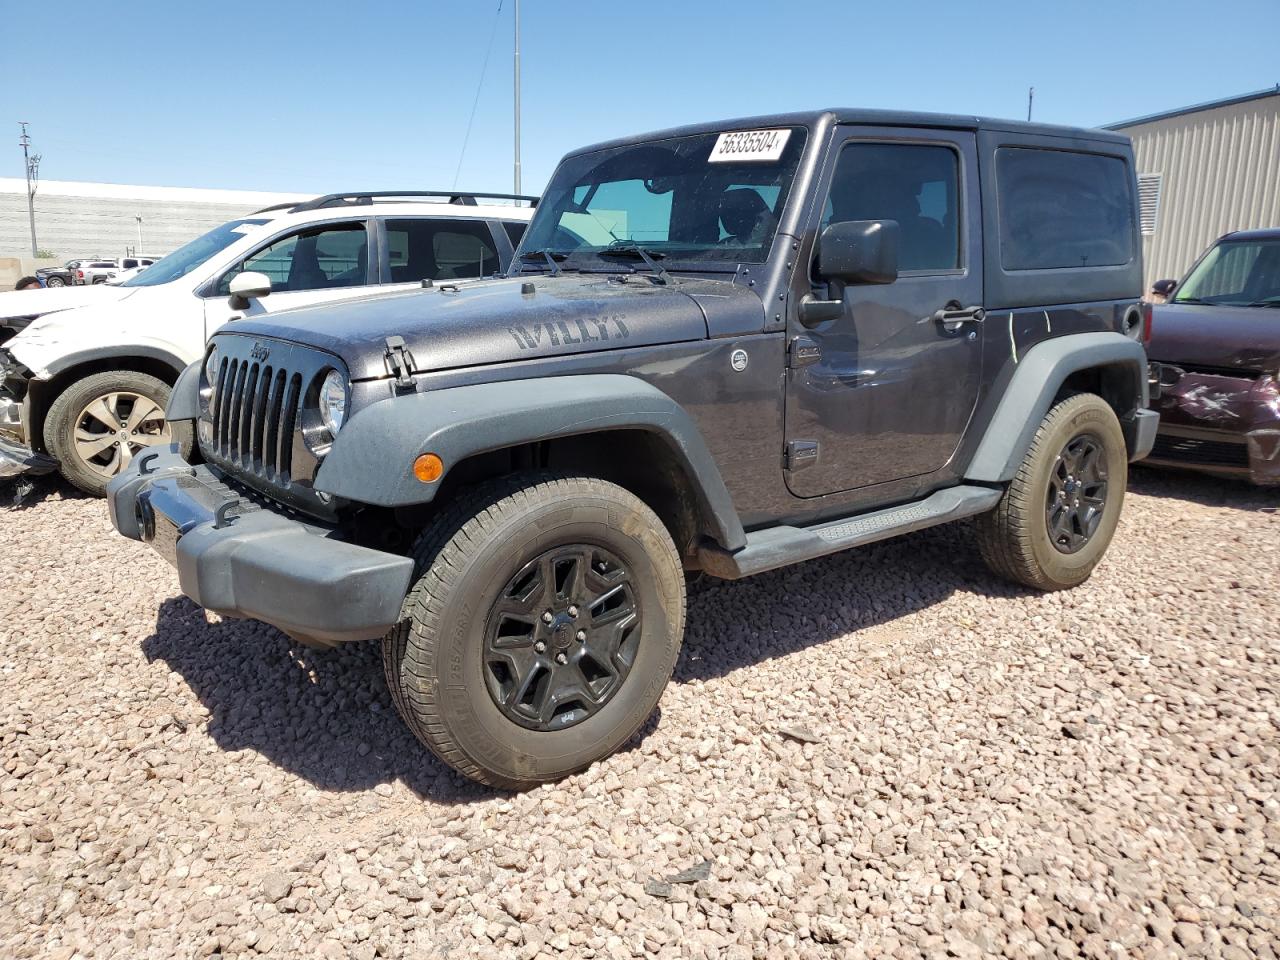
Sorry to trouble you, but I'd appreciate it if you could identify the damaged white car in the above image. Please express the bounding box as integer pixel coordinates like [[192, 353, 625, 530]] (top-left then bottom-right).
[[0, 191, 534, 494]]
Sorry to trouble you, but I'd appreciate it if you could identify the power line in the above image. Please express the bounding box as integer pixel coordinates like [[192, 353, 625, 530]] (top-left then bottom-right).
[[513, 0, 521, 195], [452, 1, 505, 190]]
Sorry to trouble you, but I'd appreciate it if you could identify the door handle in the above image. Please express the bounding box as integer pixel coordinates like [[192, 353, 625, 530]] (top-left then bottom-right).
[[933, 303, 985, 324], [933, 302, 985, 332]]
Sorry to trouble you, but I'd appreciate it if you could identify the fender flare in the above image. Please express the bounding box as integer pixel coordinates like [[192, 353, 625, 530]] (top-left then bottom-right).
[[315, 373, 747, 551], [166, 360, 203, 422], [42, 345, 191, 380], [965, 332, 1149, 483]]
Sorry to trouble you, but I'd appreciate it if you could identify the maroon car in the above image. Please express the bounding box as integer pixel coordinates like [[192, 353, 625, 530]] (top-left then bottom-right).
[[1146, 228, 1280, 485]]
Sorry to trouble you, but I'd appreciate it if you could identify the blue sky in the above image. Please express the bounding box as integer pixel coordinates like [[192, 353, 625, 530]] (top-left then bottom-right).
[[4, 0, 1277, 195]]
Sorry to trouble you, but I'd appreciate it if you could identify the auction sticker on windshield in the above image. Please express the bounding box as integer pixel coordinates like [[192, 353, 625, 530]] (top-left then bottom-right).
[[709, 129, 791, 163]]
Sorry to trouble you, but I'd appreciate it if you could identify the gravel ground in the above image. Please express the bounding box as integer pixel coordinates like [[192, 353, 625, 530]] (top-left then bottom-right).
[[1, 468, 1277, 960]]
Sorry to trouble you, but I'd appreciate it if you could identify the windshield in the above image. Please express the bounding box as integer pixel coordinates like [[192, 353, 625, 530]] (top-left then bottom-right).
[[121, 218, 269, 287], [518, 127, 807, 268], [1174, 237, 1280, 306]]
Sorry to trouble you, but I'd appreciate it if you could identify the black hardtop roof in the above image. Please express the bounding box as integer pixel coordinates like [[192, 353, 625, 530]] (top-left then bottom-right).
[[564, 108, 1130, 159]]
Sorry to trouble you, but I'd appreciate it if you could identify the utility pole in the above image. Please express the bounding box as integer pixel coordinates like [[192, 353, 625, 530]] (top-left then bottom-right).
[[513, 0, 521, 195], [136, 216, 144, 254], [18, 121, 40, 257], [1026, 87, 1034, 122]]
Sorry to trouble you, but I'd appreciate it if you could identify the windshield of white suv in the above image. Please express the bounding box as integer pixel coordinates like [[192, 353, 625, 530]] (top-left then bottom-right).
[[518, 127, 807, 268], [120, 219, 270, 287], [1173, 238, 1280, 307]]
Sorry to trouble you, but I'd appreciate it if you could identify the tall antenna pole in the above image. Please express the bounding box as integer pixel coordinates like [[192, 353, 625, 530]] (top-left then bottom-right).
[[19, 121, 39, 257], [1027, 87, 1034, 122], [513, 0, 521, 195]]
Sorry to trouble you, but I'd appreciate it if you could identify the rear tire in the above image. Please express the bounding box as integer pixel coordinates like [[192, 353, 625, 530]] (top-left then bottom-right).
[[977, 393, 1127, 591], [383, 474, 685, 789], [44, 370, 191, 497]]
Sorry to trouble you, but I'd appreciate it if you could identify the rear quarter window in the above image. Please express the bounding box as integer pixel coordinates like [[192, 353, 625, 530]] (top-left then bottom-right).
[[996, 148, 1134, 271], [502, 220, 526, 247]]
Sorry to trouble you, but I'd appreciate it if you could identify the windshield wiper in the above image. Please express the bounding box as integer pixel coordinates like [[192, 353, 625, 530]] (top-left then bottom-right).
[[1243, 297, 1280, 308], [519, 249, 567, 276], [598, 242, 670, 284]]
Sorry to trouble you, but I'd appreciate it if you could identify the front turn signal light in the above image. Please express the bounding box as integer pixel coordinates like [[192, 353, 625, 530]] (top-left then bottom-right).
[[413, 453, 444, 484]]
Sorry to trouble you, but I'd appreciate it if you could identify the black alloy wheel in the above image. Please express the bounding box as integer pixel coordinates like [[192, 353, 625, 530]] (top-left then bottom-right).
[[383, 473, 685, 789], [484, 544, 641, 731], [1046, 433, 1109, 554], [976, 392, 1127, 591]]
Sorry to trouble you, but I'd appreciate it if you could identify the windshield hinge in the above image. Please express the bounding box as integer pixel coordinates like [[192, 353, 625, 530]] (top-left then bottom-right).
[[384, 335, 416, 389], [788, 336, 821, 368], [784, 440, 819, 471]]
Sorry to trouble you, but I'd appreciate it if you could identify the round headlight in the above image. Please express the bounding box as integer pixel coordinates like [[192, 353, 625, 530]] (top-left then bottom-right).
[[203, 346, 220, 406], [319, 370, 347, 435]]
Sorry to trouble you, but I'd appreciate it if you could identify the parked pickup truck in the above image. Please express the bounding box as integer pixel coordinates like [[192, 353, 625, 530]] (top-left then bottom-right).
[[74, 257, 157, 285], [36, 259, 99, 288], [109, 109, 1157, 789]]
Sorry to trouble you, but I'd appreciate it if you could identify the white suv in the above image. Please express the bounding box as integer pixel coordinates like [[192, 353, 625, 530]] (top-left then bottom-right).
[[0, 191, 535, 494]]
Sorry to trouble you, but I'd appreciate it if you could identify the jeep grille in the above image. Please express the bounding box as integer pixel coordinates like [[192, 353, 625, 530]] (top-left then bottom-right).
[[200, 334, 341, 518], [211, 360, 301, 479]]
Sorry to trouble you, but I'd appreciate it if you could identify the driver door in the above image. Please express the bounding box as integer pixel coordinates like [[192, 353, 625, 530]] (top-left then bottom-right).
[[784, 128, 984, 498], [203, 220, 376, 337]]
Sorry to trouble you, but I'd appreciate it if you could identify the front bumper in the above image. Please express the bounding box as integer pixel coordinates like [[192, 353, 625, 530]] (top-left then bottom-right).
[[1145, 366, 1280, 485], [0, 434, 56, 479], [1146, 423, 1280, 486], [107, 450, 415, 648]]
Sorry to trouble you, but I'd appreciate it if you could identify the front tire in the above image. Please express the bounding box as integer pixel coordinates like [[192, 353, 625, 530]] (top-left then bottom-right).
[[45, 276, 65, 288], [977, 393, 1127, 591], [383, 474, 685, 789], [44, 370, 191, 497]]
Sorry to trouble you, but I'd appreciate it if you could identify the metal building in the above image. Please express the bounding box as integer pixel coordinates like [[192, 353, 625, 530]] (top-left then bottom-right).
[[0, 178, 304, 263], [1106, 85, 1280, 289]]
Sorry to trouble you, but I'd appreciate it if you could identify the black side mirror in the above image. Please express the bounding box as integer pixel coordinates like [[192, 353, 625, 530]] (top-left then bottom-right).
[[817, 219, 899, 285], [1150, 279, 1177, 298]]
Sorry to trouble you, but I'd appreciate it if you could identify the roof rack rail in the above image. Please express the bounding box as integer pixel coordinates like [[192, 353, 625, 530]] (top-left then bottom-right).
[[250, 200, 306, 215], [285, 191, 539, 213]]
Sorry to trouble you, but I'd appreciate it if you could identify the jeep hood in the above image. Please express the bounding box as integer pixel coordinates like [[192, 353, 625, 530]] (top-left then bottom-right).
[[222, 275, 759, 380], [0, 284, 133, 324], [1148, 302, 1280, 374]]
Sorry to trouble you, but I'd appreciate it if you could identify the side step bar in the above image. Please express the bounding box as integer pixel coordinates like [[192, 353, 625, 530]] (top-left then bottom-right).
[[697, 485, 1002, 580]]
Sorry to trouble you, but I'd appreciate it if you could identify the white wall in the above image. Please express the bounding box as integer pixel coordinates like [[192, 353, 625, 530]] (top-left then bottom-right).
[[0, 178, 307, 262]]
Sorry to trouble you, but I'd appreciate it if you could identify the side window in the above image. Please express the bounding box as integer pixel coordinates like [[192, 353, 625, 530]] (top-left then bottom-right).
[[996, 148, 1134, 270], [821, 143, 960, 273], [218, 222, 369, 294], [502, 220, 527, 249], [384, 219, 499, 283]]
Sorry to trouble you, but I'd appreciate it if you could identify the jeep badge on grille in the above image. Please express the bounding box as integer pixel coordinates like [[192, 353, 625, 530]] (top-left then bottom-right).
[[250, 342, 270, 362]]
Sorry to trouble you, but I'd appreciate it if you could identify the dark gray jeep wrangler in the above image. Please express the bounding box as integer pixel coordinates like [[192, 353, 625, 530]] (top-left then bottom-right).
[[109, 109, 1158, 788]]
